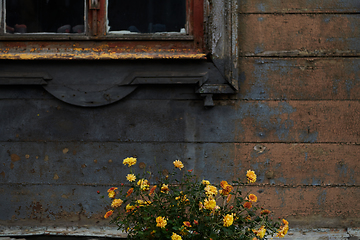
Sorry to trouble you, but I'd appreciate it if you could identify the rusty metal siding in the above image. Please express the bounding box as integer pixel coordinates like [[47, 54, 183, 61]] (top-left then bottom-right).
[[0, 0, 360, 236]]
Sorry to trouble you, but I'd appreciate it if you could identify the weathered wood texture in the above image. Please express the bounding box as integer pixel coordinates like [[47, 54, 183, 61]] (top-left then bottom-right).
[[239, 0, 360, 13], [1, 142, 358, 185], [238, 58, 360, 100], [239, 14, 360, 56], [1, 99, 359, 143]]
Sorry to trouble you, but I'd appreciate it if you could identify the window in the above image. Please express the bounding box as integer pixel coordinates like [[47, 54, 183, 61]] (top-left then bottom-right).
[[0, 0, 206, 59]]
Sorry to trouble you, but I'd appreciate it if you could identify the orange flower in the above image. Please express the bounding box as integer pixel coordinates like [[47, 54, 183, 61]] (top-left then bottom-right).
[[220, 181, 229, 189], [104, 210, 113, 219], [261, 209, 271, 215], [183, 221, 192, 227], [226, 194, 232, 203], [107, 187, 118, 192], [252, 226, 266, 239], [193, 220, 199, 225], [126, 188, 134, 197], [243, 201, 252, 209], [149, 185, 157, 195], [248, 194, 257, 202]]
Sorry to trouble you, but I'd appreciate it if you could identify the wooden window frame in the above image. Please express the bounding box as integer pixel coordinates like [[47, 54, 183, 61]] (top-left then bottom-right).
[[0, 0, 206, 60]]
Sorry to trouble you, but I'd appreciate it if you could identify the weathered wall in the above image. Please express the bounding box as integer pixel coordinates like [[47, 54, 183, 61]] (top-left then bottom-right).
[[0, 0, 360, 238]]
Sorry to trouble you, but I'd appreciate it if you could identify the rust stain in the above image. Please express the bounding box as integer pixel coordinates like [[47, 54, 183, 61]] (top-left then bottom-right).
[[44, 155, 49, 161], [62, 148, 69, 154], [25, 154, 30, 159], [0, 171, 5, 178], [10, 154, 20, 162], [53, 173, 59, 180], [10, 163, 14, 169]]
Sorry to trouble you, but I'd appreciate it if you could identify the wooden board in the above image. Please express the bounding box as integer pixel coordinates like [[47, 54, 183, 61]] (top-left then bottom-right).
[[239, 14, 360, 56], [238, 58, 360, 100], [239, 0, 360, 13]]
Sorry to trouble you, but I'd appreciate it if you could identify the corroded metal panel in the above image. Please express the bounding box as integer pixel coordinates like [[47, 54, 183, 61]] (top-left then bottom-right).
[[239, 14, 360, 56], [238, 58, 360, 100], [239, 0, 360, 13]]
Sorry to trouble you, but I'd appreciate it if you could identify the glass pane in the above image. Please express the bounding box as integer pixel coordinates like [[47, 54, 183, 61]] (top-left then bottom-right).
[[108, 0, 186, 34], [5, 0, 85, 34]]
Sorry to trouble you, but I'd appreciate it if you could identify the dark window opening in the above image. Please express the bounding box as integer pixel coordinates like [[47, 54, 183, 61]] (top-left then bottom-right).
[[5, 0, 85, 34], [107, 0, 186, 34]]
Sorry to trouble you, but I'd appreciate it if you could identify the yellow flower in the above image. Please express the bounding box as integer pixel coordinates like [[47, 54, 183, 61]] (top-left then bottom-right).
[[173, 160, 184, 169], [276, 219, 289, 238], [111, 199, 123, 208], [137, 179, 150, 191], [253, 226, 266, 239], [123, 157, 137, 167], [202, 180, 210, 185], [126, 174, 136, 182], [126, 204, 135, 212], [204, 198, 217, 210], [156, 216, 167, 228], [223, 213, 234, 227], [171, 232, 182, 240], [246, 170, 257, 183], [107, 187, 118, 198], [161, 184, 170, 193], [204, 185, 218, 196], [104, 210, 113, 219], [248, 194, 257, 202]]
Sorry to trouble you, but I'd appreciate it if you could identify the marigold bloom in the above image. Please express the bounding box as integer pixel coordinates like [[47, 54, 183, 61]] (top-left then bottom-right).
[[220, 184, 233, 196], [123, 157, 137, 167], [171, 232, 182, 240], [246, 170, 257, 183], [204, 185, 218, 196], [111, 199, 123, 208], [126, 174, 136, 182], [202, 180, 210, 185], [126, 204, 135, 212], [193, 220, 199, 225], [108, 190, 116, 198], [252, 238, 258, 240], [226, 194, 232, 203], [223, 213, 234, 227], [161, 184, 170, 193], [156, 216, 167, 228], [173, 160, 184, 170], [204, 198, 217, 210], [126, 188, 134, 197], [260, 209, 271, 215], [183, 221, 192, 227], [137, 179, 150, 191], [107, 187, 118, 192], [253, 226, 266, 239], [243, 201, 252, 209], [220, 181, 229, 189], [104, 210, 113, 219], [249, 194, 257, 202], [149, 185, 157, 195], [276, 219, 289, 238]]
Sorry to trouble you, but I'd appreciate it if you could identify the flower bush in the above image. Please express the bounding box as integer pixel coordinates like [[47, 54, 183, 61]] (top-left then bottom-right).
[[101, 157, 289, 240]]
